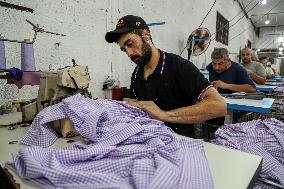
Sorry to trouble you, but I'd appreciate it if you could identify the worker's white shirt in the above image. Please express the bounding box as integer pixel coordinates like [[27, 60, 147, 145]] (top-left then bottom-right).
[[265, 67, 274, 77]]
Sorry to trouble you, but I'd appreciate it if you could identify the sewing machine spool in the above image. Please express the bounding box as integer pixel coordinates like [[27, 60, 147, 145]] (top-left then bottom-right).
[[21, 39, 36, 71]]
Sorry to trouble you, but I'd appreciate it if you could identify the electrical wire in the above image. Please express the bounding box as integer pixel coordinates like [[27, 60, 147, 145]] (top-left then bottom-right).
[[179, 0, 217, 55], [218, 0, 282, 47], [198, 0, 217, 28], [179, 0, 256, 56], [211, 0, 256, 39], [258, 37, 272, 49], [212, 0, 259, 42], [256, 40, 274, 47]]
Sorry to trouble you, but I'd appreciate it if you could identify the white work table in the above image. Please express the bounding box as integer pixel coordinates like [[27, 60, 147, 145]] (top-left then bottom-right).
[[0, 126, 262, 189], [225, 97, 274, 114]]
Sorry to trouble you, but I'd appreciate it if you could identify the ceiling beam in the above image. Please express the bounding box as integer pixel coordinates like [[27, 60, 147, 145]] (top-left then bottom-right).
[[251, 12, 284, 17]]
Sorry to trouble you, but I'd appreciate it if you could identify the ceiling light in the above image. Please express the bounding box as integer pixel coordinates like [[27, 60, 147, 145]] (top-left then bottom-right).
[[260, 0, 267, 5], [256, 49, 261, 52], [278, 37, 284, 43], [265, 14, 270, 24], [279, 42, 284, 51]]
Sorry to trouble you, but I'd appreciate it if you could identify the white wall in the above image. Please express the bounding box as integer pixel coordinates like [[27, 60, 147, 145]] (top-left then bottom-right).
[[0, 0, 255, 104], [191, 0, 256, 68], [253, 26, 284, 74], [254, 26, 284, 49]]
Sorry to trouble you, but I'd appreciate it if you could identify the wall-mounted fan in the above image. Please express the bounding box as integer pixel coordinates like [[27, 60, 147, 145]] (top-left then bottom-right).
[[187, 28, 211, 60]]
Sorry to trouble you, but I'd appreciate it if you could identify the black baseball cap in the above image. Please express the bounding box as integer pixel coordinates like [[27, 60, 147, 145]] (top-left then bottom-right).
[[105, 15, 149, 43]]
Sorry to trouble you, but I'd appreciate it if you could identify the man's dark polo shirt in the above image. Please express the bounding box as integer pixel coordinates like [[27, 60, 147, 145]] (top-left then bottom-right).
[[129, 50, 212, 137], [206, 61, 255, 94]]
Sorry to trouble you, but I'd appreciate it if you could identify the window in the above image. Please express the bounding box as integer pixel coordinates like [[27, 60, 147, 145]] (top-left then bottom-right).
[[216, 11, 229, 45]]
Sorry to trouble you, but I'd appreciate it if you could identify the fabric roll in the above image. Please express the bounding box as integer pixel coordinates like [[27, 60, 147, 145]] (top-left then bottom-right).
[[0, 40, 6, 70], [21, 43, 36, 71]]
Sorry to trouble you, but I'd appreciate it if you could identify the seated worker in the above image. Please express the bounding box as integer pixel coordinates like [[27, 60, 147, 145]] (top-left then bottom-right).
[[105, 15, 227, 138], [259, 57, 276, 78], [204, 48, 256, 130], [241, 48, 266, 84], [266, 62, 277, 77], [207, 48, 256, 94]]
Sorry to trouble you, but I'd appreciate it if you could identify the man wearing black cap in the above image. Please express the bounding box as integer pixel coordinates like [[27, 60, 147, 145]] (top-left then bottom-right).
[[105, 15, 227, 138]]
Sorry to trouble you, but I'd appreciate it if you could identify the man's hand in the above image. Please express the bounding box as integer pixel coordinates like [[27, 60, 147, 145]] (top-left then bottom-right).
[[123, 98, 138, 103], [246, 69, 254, 76], [126, 100, 167, 121], [212, 80, 228, 90]]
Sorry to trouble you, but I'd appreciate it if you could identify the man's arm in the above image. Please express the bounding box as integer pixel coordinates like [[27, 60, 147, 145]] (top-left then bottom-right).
[[247, 70, 266, 85], [127, 87, 227, 124], [212, 80, 256, 93]]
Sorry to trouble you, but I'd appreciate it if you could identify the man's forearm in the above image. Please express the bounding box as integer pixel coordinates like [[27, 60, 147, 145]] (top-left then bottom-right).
[[250, 73, 266, 85], [164, 97, 227, 124], [225, 83, 256, 93]]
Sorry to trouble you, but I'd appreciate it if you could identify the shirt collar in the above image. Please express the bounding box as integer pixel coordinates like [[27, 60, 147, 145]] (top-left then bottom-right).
[[136, 49, 165, 79]]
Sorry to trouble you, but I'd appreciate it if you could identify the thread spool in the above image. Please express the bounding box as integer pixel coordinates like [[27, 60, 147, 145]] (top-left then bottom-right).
[[0, 40, 6, 70], [21, 39, 36, 71], [112, 87, 123, 101]]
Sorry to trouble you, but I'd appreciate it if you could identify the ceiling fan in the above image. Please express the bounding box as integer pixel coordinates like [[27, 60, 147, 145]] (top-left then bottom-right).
[[187, 27, 211, 60]]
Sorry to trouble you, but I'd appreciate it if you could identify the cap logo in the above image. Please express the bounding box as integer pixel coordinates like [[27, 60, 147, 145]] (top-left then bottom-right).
[[116, 20, 124, 28], [135, 21, 141, 27]]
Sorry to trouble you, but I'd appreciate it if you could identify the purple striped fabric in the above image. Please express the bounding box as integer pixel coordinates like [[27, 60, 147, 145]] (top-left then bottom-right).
[[212, 119, 284, 188], [6, 94, 214, 189], [274, 86, 284, 93], [271, 89, 284, 113]]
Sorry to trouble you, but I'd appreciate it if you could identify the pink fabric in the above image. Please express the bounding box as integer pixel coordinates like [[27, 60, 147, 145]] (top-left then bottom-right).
[[7, 71, 42, 88]]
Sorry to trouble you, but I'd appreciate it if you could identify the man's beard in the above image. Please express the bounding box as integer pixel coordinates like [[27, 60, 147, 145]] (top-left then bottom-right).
[[242, 58, 250, 64], [131, 38, 152, 66]]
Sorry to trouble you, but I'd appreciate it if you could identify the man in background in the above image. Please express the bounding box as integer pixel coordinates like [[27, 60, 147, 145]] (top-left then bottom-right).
[[204, 48, 256, 133], [259, 57, 276, 78], [207, 48, 256, 94], [241, 48, 266, 84]]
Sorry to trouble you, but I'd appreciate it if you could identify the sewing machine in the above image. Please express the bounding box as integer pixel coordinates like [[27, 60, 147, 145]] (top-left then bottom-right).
[[22, 61, 91, 137]]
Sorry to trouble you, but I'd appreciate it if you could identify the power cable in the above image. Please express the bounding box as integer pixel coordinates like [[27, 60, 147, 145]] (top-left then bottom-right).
[[179, 0, 256, 55], [198, 0, 217, 28], [218, 0, 282, 47], [212, 0, 259, 41], [211, 0, 256, 39], [179, 0, 217, 55]]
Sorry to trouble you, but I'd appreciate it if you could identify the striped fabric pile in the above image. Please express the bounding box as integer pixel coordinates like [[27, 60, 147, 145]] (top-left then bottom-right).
[[212, 119, 284, 188], [6, 94, 214, 189]]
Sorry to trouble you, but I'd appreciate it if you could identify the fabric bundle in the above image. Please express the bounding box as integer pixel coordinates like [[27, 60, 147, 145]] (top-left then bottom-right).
[[6, 94, 214, 189], [271, 88, 284, 113], [274, 86, 284, 94], [212, 119, 284, 188]]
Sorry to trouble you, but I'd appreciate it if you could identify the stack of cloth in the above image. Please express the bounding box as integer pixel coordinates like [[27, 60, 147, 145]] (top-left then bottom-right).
[[6, 94, 214, 189], [271, 87, 284, 113], [274, 86, 284, 94], [212, 119, 284, 188]]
